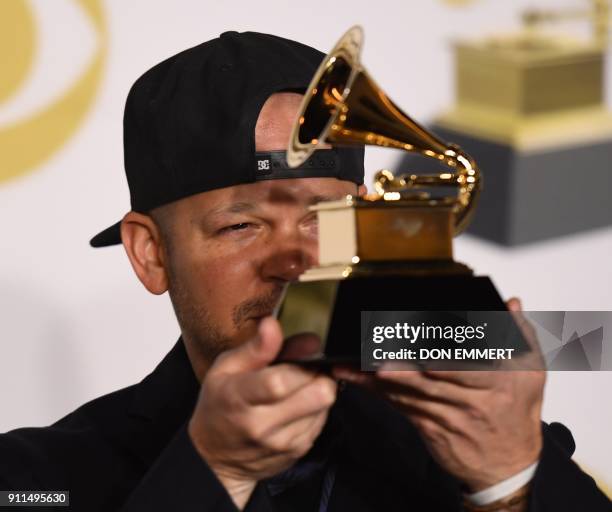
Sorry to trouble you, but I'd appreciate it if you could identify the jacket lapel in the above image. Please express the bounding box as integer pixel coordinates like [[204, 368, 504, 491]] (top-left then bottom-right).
[[124, 339, 200, 468]]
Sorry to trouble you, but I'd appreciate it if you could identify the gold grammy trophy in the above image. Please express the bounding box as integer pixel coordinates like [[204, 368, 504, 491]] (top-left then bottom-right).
[[277, 27, 524, 367]]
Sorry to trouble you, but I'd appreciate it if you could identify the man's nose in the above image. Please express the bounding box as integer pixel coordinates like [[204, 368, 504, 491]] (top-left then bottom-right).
[[259, 234, 317, 283]]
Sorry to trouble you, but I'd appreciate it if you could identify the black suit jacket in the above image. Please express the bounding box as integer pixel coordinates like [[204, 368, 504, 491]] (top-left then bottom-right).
[[1, 340, 610, 511]]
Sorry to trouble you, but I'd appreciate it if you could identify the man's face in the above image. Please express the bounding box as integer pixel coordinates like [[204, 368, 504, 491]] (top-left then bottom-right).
[[155, 93, 358, 367]]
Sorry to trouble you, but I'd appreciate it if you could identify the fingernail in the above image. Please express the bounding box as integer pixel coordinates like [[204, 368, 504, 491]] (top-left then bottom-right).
[[508, 297, 522, 311], [333, 369, 352, 381], [338, 369, 362, 383], [379, 362, 399, 372]]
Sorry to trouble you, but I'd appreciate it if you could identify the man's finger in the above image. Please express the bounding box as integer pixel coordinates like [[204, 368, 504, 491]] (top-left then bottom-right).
[[421, 369, 497, 389], [332, 366, 378, 389], [375, 369, 487, 403], [262, 408, 330, 455], [506, 297, 539, 349], [506, 297, 522, 312], [277, 332, 322, 361], [214, 317, 284, 374], [505, 298, 546, 370], [258, 374, 337, 430], [238, 363, 318, 405], [385, 392, 466, 435]]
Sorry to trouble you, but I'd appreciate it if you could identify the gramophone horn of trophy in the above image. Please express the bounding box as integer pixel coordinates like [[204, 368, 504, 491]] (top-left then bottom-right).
[[277, 26, 526, 368]]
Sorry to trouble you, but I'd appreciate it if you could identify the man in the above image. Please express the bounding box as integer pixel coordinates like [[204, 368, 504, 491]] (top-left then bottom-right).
[[1, 31, 609, 511]]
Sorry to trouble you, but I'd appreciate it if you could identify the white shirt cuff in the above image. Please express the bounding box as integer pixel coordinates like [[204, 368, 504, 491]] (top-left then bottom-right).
[[465, 461, 539, 506]]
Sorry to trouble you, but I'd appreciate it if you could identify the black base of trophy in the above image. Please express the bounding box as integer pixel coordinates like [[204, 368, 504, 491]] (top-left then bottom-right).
[[397, 126, 612, 246], [278, 272, 528, 370]]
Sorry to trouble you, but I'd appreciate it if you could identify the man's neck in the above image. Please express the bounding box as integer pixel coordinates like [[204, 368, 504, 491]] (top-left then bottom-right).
[[181, 334, 212, 384]]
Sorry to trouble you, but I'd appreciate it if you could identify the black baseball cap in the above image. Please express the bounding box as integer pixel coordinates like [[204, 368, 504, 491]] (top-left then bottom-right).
[[90, 30, 365, 248]]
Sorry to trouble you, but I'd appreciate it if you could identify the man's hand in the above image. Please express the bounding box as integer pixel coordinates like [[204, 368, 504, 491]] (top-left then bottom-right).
[[334, 298, 546, 493], [188, 318, 336, 509]]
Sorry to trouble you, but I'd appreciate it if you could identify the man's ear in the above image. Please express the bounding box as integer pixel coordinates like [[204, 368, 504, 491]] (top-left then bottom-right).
[[357, 184, 368, 197], [120, 212, 168, 295]]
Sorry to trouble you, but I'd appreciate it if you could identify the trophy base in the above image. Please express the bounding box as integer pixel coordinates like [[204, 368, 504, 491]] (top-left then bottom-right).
[[278, 268, 521, 370]]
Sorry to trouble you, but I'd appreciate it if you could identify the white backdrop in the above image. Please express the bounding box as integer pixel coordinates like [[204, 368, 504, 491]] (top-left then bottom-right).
[[0, 0, 610, 494]]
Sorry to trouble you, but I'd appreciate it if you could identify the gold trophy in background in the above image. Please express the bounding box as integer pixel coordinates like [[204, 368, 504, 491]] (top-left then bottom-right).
[[408, 0, 612, 245], [278, 27, 526, 367]]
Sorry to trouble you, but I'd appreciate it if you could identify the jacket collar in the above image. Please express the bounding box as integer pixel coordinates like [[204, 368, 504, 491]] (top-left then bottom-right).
[[121, 338, 200, 468], [128, 338, 200, 422]]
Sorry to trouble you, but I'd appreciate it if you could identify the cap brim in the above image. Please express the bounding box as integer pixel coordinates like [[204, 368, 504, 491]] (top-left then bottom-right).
[[90, 221, 122, 247]]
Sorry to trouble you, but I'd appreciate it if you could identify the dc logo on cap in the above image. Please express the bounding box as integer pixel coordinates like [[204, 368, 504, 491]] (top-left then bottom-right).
[[257, 159, 270, 171]]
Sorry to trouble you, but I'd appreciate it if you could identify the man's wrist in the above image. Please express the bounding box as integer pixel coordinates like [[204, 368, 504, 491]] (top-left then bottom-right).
[[213, 474, 257, 511], [462, 432, 541, 493], [463, 482, 531, 512], [187, 419, 256, 510], [463, 461, 538, 510]]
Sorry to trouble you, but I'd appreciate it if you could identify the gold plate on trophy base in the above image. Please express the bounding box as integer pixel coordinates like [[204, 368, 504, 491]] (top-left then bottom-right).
[[315, 196, 454, 267]]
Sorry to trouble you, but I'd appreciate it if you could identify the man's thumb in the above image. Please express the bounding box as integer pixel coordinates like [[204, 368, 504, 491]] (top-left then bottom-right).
[[216, 317, 283, 374]]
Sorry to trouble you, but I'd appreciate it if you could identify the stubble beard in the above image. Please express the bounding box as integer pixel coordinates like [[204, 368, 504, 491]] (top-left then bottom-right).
[[168, 272, 285, 366], [168, 279, 228, 364]]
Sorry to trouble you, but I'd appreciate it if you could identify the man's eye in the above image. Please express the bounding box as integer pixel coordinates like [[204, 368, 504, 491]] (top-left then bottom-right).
[[218, 223, 253, 234]]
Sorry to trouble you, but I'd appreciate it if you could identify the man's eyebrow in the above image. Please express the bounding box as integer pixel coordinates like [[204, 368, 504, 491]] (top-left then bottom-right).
[[208, 202, 258, 216], [308, 194, 344, 205], [205, 194, 346, 219]]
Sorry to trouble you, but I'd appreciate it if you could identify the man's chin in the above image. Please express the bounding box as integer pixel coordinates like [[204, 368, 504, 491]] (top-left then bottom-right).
[[188, 316, 272, 363], [227, 319, 264, 347]]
